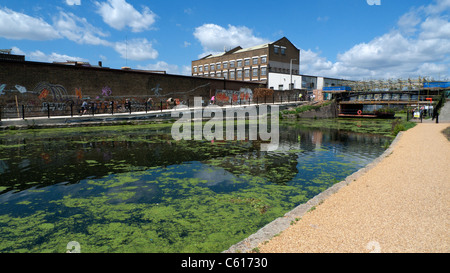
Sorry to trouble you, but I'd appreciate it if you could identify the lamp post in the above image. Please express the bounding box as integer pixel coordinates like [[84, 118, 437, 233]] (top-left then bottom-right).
[[290, 59, 297, 90]]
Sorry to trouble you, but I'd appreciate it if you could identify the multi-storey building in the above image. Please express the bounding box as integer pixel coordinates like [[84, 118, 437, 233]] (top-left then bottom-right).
[[192, 37, 300, 88]]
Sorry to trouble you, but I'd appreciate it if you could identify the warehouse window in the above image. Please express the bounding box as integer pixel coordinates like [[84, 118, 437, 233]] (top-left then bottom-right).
[[261, 56, 267, 63], [253, 68, 258, 77], [261, 67, 267, 76], [274, 45, 280, 54]]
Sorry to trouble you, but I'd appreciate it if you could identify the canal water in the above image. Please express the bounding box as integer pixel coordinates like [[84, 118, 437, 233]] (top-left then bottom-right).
[[0, 121, 390, 253]]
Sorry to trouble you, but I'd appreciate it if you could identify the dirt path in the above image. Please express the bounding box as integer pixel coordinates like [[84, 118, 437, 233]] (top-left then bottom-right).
[[259, 123, 450, 253]]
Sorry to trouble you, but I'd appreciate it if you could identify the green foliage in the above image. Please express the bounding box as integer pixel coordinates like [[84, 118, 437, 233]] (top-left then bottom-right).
[[391, 119, 416, 136]]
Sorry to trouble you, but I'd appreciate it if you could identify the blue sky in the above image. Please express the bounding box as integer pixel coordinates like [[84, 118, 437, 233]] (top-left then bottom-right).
[[1, 0, 449, 80]]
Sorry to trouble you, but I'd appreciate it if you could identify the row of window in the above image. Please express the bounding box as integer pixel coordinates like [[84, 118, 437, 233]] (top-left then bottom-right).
[[193, 55, 267, 73], [273, 45, 287, 55], [194, 67, 268, 80]]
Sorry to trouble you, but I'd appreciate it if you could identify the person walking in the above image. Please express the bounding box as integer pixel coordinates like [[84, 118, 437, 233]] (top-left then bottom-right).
[[80, 100, 88, 116]]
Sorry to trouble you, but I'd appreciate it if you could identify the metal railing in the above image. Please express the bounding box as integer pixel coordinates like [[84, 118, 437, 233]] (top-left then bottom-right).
[[0, 94, 308, 121]]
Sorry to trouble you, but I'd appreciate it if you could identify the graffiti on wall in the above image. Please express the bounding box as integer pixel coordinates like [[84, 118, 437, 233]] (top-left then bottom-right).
[[0, 84, 5, 96], [102, 86, 112, 97], [34, 82, 69, 102], [76, 88, 82, 99], [151, 84, 162, 97], [215, 88, 253, 103]]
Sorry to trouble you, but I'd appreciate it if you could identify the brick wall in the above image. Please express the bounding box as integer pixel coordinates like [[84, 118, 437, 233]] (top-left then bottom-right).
[[0, 60, 261, 109]]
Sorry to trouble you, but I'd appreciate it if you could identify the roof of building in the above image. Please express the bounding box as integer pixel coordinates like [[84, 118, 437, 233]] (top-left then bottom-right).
[[195, 37, 297, 61]]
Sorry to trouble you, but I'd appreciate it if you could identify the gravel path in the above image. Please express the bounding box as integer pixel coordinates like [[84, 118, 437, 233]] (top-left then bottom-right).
[[258, 123, 450, 253]]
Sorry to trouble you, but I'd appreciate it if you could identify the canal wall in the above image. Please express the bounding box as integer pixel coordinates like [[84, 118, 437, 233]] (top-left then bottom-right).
[[296, 101, 338, 119], [0, 59, 259, 111], [281, 101, 338, 119]]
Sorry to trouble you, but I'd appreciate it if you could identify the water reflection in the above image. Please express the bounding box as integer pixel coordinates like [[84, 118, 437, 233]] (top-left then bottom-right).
[[0, 124, 389, 194]]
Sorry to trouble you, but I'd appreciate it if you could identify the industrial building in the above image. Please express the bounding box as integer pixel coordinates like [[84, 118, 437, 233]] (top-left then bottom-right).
[[191, 37, 346, 92]]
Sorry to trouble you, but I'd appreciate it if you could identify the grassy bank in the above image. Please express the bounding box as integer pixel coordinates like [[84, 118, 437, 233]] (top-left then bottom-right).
[[281, 115, 416, 138]]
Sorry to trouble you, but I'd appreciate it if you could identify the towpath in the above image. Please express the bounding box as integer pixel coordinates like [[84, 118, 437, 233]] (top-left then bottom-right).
[[258, 122, 450, 253]]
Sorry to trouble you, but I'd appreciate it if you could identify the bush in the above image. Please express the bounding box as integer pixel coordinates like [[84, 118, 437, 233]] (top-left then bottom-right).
[[392, 123, 406, 136], [375, 107, 395, 115], [391, 119, 416, 136]]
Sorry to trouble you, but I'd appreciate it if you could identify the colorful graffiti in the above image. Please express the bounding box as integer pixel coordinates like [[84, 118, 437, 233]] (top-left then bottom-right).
[[33, 82, 69, 101], [38, 89, 50, 100], [0, 84, 5, 96], [215, 88, 253, 103], [75, 88, 83, 99], [15, 85, 27, 93], [102, 86, 112, 97]]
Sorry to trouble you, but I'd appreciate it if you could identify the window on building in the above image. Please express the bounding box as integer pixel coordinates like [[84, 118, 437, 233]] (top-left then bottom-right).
[[230, 71, 235, 79], [211, 64, 215, 71], [274, 45, 280, 54], [244, 58, 250, 66], [261, 56, 267, 63], [237, 60, 242, 67], [230, 61, 235, 68], [278, 84, 284, 90], [244, 69, 250, 78], [252, 57, 258, 65], [216, 63, 221, 70], [237, 70, 242, 79], [223, 62, 228, 69], [193, 66, 197, 73], [199, 66, 203, 72], [253, 68, 258, 77], [217, 71, 222, 78], [204, 65, 209, 72], [281, 46, 286, 55], [223, 71, 228, 79], [261, 67, 267, 76]]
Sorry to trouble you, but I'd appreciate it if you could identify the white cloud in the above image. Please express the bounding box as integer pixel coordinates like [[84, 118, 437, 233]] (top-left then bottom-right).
[[425, 0, 450, 14], [12, 47, 87, 63], [114, 38, 158, 61], [397, 9, 422, 34], [95, 0, 157, 32], [66, 0, 81, 5], [194, 24, 270, 57], [53, 11, 112, 46], [419, 17, 450, 40], [301, 0, 450, 80], [0, 7, 60, 40], [137, 61, 191, 75]]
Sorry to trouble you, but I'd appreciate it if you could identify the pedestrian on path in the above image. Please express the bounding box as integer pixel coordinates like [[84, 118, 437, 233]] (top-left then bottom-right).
[[80, 100, 88, 116]]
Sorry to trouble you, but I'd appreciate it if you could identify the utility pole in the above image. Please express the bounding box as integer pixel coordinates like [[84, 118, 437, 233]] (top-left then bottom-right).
[[290, 59, 297, 90]]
